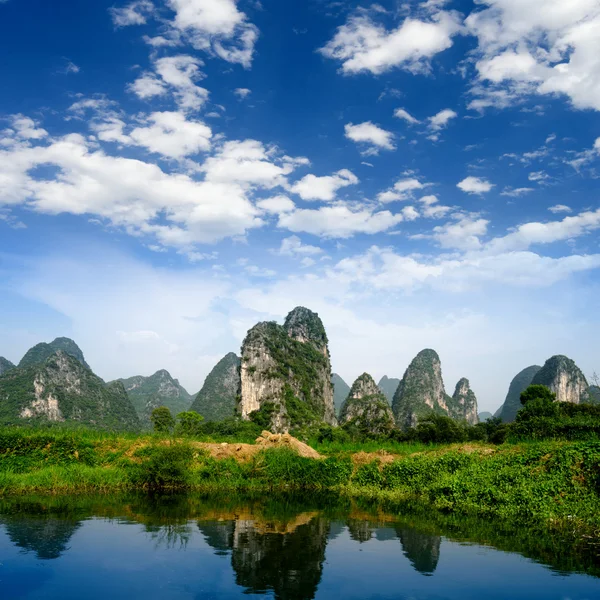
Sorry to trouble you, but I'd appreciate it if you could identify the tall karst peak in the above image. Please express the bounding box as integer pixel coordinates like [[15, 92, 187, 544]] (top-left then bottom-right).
[[498, 365, 542, 422], [339, 373, 395, 435], [531, 355, 590, 404], [0, 357, 15, 376], [115, 369, 192, 428], [392, 349, 451, 429], [239, 308, 336, 433], [0, 350, 139, 430], [283, 306, 329, 355], [377, 376, 400, 405], [451, 377, 479, 425], [191, 352, 241, 422], [19, 337, 91, 371], [331, 373, 351, 416]]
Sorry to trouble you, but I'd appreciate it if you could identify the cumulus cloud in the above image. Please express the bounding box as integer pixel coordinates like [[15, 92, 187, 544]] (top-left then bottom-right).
[[548, 204, 572, 214], [457, 176, 494, 194], [256, 195, 296, 214], [234, 87, 251, 99], [276, 235, 323, 256], [428, 108, 457, 130], [344, 122, 395, 152], [467, 0, 600, 112], [319, 9, 463, 75], [290, 169, 358, 201], [110, 0, 155, 27], [130, 55, 209, 112], [394, 108, 420, 124], [378, 177, 426, 203], [278, 205, 404, 238], [501, 187, 534, 197], [433, 216, 489, 250]]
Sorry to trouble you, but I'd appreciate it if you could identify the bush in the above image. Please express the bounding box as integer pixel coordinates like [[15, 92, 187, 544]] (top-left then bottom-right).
[[416, 415, 467, 444], [175, 411, 204, 437], [128, 444, 194, 489], [151, 407, 175, 434]]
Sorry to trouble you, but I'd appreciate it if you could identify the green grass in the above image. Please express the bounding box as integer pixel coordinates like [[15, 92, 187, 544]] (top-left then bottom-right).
[[1, 427, 599, 536]]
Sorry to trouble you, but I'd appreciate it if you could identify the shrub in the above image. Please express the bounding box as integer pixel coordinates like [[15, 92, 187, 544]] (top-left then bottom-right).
[[128, 444, 194, 489], [175, 411, 204, 437], [150, 407, 175, 434]]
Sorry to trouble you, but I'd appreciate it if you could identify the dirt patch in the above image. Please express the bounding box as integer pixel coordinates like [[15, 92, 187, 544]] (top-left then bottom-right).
[[191, 431, 322, 462], [352, 450, 396, 467], [254, 431, 322, 459]]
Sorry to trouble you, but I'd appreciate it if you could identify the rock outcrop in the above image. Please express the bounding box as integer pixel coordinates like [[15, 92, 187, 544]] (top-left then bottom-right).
[[0, 351, 139, 430], [116, 369, 192, 427], [377, 376, 400, 405], [339, 373, 395, 435], [392, 349, 452, 429], [239, 307, 336, 433], [18, 337, 91, 371], [0, 357, 15, 376], [498, 365, 542, 422], [191, 353, 240, 421], [531, 355, 591, 404], [451, 378, 479, 425], [331, 373, 350, 416]]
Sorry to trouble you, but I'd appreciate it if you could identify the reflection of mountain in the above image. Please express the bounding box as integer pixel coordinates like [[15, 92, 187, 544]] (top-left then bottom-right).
[[199, 515, 329, 600], [347, 518, 373, 543], [2, 517, 81, 560], [397, 527, 441, 576]]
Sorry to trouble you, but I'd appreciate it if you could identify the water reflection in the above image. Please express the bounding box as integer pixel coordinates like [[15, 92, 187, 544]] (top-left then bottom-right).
[[0, 494, 599, 600]]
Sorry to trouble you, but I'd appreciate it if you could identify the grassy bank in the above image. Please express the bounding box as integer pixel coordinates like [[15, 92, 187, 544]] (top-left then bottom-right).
[[1, 427, 599, 534]]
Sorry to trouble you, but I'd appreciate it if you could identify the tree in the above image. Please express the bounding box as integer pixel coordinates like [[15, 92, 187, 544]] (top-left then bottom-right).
[[520, 385, 556, 405], [151, 406, 175, 434], [175, 411, 204, 437]]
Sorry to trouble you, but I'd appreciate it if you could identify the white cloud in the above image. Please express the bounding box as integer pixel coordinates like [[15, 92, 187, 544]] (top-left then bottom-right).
[[276, 235, 323, 256], [8, 115, 48, 140], [394, 108, 420, 124], [549, 204, 572, 214], [529, 171, 550, 183], [419, 195, 451, 218], [109, 0, 155, 27], [202, 140, 304, 189], [290, 169, 358, 201], [433, 216, 489, 250], [319, 9, 463, 75], [234, 87, 251, 99], [501, 187, 535, 197], [344, 121, 395, 152], [457, 176, 494, 194], [128, 111, 212, 158], [278, 205, 404, 238], [467, 0, 600, 112], [256, 195, 296, 214], [245, 265, 277, 278], [428, 108, 457, 130], [402, 206, 419, 221], [0, 132, 266, 246], [378, 177, 426, 202], [166, 0, 259, 67]]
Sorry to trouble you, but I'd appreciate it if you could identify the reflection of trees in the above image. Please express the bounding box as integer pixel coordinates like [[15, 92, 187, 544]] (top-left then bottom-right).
[[346, 519, 373, 543], [2, 517, 81, 560], [396, 527, 441, 576], [199, 516, 330, 600], [145, 523, 192, 550]]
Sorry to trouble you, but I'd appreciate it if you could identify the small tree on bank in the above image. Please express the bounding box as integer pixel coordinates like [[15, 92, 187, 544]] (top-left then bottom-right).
[[175, 411, 204, 437], [151, 406, 175, 434]]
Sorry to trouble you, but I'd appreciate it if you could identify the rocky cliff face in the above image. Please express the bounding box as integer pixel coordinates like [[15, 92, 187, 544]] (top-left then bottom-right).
[[392, 349, 452, 429], [18, 337, 91, 371], [339, 373, 395, 435], [377, 376, 400, 405], [498, 365, 542, 422], [331, 373, 350, 416], [239, 307, 336, 433], [191, 353, 240, 421], [531, 355, 591, 404], [0, 351, 139, 430], [116, 369, 192, 427], [451, 378, 479, 425], [0, 357, 15, 376]]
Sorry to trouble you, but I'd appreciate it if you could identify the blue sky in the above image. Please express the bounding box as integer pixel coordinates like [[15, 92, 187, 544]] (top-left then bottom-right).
[[0, 0, 599, 411]]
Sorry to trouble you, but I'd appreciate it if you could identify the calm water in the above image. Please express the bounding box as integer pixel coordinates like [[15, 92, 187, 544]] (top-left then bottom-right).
[[0, 494, 599, 600]]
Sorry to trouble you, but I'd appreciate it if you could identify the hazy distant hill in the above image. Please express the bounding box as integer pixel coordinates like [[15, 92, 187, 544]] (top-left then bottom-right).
[[331, 373, 350, 416], [377, 376, 400, 405]]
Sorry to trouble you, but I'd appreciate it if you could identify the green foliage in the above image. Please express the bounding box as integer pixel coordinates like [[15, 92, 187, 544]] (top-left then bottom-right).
[[190, 353, 240, 422], [498, 365, 542, 422], [175, 411, 204, 436], [151, 407, 175, 434], [18, 337, 90, 370], [193, 418, 262, 443], [250, 402, 278, 430], [415, 415, 467, 444], [520, 384, 557, 405], [128, 444, 194, 489]]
